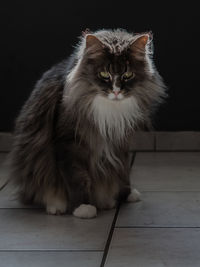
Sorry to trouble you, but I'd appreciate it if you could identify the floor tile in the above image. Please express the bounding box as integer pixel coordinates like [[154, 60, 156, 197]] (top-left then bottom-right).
[[117, 192, 200, 227], [105, 228, 200, 267], [131, 152, 200, 191], [0, 168, 9, 189], [0, 186, 20, 208], [0, 251, 102, 267], [0, 185, 34, 208], [0, 209, 114, 250], [0, 153, 10, 190]]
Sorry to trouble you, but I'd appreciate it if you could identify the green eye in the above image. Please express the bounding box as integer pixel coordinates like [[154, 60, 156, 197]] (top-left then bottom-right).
[[99, 71, 110, 79], [122, 71, 134, 80]]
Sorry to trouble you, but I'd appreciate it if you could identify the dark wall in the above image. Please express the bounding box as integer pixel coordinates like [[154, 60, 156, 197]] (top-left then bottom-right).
[[1, 1, 199, 132]]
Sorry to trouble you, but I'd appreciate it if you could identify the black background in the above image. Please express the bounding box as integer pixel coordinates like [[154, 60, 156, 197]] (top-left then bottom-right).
[[1, 1, 199, 132]]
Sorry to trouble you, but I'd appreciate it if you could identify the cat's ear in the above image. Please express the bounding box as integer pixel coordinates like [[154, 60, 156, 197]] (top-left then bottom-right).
[[85, 35, 104, 50], [130, 33, 152, 57]]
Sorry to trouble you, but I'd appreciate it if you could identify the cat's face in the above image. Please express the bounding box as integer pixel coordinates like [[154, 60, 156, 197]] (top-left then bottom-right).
[[81, 34, 150, 101]]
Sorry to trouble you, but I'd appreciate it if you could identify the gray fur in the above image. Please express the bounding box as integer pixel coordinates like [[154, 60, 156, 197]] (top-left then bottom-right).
[[9, 29, 167, 214]]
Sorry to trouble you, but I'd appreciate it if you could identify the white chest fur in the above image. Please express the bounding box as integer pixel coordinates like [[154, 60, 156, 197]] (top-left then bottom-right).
[[91, 95, 142, 141]]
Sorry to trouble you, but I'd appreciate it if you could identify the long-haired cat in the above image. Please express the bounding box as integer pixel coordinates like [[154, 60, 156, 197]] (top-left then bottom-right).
[[10, 29, 166, 218]]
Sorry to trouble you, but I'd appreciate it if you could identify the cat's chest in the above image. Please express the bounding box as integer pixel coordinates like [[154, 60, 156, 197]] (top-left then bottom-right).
[[91, 95, 141, 141]]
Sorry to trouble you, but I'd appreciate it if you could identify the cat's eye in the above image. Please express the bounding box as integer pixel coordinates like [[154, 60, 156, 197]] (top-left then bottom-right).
[[122, 71, 134, 80], [99, 71, 110, 80]]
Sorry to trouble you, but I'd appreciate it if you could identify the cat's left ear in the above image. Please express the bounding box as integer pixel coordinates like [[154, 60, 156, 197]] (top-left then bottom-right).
[[130, 33, 153, 56]]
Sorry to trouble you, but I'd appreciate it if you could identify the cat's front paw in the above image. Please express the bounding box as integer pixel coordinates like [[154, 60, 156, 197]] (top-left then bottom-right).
[[44, 190, 67, 215], [46, 202, 67, 215], [127, 188, 141, 203], [73, 204, 97, 219]]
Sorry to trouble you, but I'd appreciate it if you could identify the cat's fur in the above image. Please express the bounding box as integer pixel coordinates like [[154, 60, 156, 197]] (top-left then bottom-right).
[[9, 29, 167, 218]]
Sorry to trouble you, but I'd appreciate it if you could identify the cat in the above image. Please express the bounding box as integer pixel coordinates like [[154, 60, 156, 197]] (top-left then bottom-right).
[[9, 29, 167, 218]]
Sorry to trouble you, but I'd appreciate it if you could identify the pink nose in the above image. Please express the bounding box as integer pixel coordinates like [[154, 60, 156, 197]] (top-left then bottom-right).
[[114, 91, 119, 96]]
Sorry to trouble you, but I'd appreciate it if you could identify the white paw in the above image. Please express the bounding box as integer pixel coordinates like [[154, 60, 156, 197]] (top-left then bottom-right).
[[46, 200, 67, 215], [127, 188, 141, 203], [73, 204, 97, 219]]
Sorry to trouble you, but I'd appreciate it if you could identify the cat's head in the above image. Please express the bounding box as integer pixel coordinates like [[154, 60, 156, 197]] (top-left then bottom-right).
[[67, 29, 154, 102]]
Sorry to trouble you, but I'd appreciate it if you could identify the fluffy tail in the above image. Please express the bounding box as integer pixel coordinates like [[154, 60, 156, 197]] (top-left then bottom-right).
[[9, 63, 66, 203]]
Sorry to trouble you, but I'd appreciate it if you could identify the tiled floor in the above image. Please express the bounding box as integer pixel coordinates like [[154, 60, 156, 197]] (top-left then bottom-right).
[[0, 152, 200, 267]]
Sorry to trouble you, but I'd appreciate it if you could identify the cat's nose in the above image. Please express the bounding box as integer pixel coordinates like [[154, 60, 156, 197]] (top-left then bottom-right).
[[114, 91, 119, 96]]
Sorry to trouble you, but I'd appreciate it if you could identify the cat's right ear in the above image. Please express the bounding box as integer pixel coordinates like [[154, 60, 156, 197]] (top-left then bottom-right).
[[85, 35, 104, 51]]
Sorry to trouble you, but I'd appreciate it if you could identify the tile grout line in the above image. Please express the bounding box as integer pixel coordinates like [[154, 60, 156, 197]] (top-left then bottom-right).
[[129, 150, 200, 152], [100, 203, 120, 267], [0, 208, 44, 210], [115, 226, 200, 229], [0, 249, 103, 252], [2, 150, 200, 153], [100, 152, 137, 267], [126, 190, 200, 193], [0, 180, 10, 191]]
